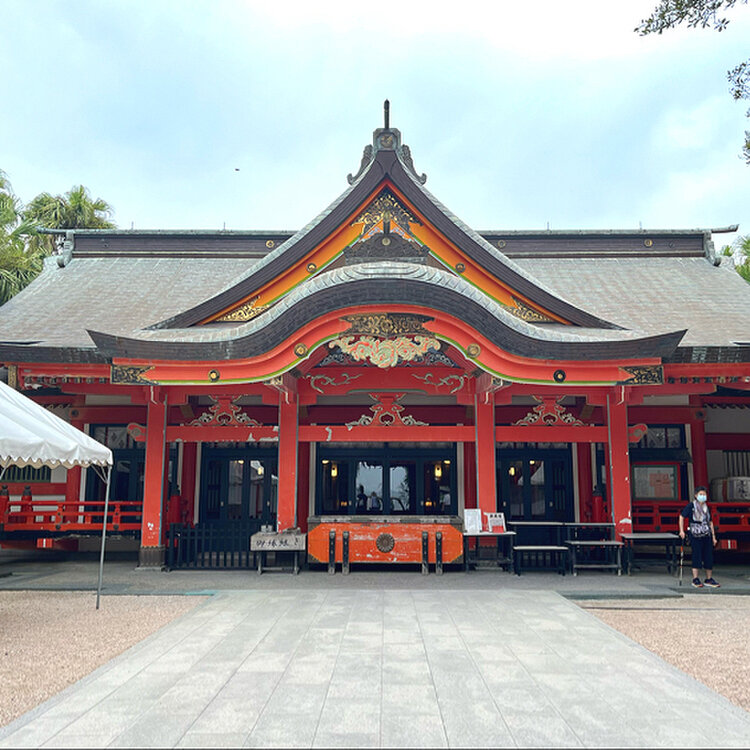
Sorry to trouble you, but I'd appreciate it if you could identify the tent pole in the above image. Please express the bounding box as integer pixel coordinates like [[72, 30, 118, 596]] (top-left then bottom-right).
[[96, 465, 112, 610]]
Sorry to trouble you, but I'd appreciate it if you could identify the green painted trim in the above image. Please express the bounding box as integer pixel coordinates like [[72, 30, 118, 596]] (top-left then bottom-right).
[[435, 333, 616, 387]]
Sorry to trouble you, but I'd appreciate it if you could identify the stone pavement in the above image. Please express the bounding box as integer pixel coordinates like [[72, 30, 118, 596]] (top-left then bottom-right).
[[1, 589, 749, 749]]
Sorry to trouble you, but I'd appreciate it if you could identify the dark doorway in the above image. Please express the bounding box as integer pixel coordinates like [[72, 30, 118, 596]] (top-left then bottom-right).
[[496, 445, 573, 522], [200, 446, 277, 527]]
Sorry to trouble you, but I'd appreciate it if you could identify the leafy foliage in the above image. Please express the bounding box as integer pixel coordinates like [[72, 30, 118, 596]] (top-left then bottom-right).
[[0, 172, 45, 305], [636, 1, 750, 163], [0, 172, 116, 304], [727, 235, 750, 283]]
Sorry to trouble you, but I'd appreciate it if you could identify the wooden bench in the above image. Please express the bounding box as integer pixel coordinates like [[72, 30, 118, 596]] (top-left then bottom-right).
[[513, 545, 569, 576]]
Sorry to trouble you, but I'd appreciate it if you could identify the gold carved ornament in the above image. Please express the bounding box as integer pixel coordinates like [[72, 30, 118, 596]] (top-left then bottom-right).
[[351, 190, 421, 235], [215, 296, 269, 324], [345, 393, 428, 429], [513, 396, 589, 427], [342, 313, 432, 337], [330, 335, 441, 369]]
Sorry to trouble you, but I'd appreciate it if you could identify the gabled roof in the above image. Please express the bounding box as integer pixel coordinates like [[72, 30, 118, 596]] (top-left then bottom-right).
[[155, 126, 617, 330]]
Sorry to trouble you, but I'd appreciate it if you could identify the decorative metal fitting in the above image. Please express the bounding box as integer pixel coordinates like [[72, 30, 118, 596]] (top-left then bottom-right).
[[466, 343, 481, 357], [208, 369, 221, 382], [455, 262, 466, 273], [306, 262, 317, 273], [376, 533, 395, 553], [294, 343, 308, 357]]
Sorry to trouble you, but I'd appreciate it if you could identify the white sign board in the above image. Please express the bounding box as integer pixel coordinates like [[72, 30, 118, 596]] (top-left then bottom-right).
[[250, 532, 307, 551], [463, 508, 482, 534]]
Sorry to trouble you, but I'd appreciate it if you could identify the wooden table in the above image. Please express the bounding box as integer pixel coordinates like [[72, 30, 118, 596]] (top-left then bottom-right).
[[508, 521, 565, 545], [463, 531, 516, 573], [565, 539, 623, 575], [620, 532, 679, 575]]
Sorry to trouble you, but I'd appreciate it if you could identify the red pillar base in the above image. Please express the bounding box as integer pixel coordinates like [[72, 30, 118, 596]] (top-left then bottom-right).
[[138, 545, 165, 568]]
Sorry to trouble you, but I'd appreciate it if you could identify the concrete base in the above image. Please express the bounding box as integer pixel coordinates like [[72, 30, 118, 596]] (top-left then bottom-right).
[[137, 545, 165, 569]]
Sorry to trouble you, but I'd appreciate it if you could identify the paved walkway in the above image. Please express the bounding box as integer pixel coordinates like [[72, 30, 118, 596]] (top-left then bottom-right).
[[1, 589, 749, 748]]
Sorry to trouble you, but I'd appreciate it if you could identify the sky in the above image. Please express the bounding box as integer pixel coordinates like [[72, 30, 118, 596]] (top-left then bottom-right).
[[2, 0, 749, 249]]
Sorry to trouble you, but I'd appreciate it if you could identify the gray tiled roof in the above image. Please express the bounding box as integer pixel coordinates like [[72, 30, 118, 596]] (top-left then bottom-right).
[[514, 256, 748, 347], [0, 255, 258, 349]]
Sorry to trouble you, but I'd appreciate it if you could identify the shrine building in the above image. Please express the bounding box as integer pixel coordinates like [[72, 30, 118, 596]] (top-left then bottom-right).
[[2, 113, 750, 569]]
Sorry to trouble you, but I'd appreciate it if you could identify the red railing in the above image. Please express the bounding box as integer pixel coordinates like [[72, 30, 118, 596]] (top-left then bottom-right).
[[1, 499, 142, 534], [633, 500, 750, 536]]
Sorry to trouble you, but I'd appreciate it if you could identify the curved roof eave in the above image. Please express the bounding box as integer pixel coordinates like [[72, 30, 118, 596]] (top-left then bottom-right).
[[88, 262, 684, 363], [155, 135, 620, 331]]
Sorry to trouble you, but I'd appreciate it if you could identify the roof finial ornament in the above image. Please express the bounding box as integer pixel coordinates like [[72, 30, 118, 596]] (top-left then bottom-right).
[[384, 99, 390, 130]]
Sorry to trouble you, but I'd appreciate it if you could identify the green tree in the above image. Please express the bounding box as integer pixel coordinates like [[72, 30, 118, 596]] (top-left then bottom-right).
[[636, 0, 750, 163], [0, 174, 116, 304], [0, 172, 44, 305], [24, 184, 115, 254], [730, 235, 750, 282]]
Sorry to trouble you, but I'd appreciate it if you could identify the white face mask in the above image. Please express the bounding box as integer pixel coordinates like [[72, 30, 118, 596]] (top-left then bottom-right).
[[696, 494, 707, 504]]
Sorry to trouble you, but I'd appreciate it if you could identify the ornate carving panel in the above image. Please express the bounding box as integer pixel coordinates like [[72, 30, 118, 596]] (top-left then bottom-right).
[[342, 313, 432, 337], [411, 372, 468, 394], [188, 396, 261, 427], [352, 190, 420, 235], [111, 365, 155, 385], [345, 393, 428, 428], [215, 296, 269, 323], [621, 366, 664, 385], [305, 372, 361, 394], [513, 396, 589, 427], [330, 335, 440, 369], [508, 297, 555, 324]]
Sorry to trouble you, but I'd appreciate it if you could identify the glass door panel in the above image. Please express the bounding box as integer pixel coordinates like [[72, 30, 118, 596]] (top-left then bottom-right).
[[529, 459, 546, 519], [389, 462, 416, 514], [248, 460, 264, 519], [204, 459, 222, 521], [321, 460, 350, 514], [506, 460, 524, 519], [226, 460, 244, 520], [356, 461, 383, 514], [423, 460, 453, 514]]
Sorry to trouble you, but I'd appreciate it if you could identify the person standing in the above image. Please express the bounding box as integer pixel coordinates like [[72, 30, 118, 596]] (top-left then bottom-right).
[[679, 486, 720, 588]]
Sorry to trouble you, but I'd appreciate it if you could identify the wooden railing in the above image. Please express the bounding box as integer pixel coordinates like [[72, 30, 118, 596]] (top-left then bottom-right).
[[633, 500, 750, 536], [1, 499, 142, 534]]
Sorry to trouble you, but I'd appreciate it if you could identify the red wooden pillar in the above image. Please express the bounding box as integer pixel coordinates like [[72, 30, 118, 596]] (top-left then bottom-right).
[[607, 391, 632, 538], [65, 420, 83, 508], [475, 387, 497, 522], [689, 398, 708, 491], [576, 443, 593, 522], [296, 442, 310, 532], [181, 442, 197, 524], [463, 442, 477, 509], [140, 394, 167, 566], [277, 392, 299, 531]]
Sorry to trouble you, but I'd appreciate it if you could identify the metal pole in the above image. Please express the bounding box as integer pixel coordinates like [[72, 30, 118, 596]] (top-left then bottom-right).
[[96, 465, 112, 610]]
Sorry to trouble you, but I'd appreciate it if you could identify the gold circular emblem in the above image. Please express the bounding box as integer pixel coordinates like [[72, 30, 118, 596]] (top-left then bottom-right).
[[467, 343, 481, 357], [376, 533, 395, 553], [208, 369, 220, 382], [294, 343, 308, 357], [455, 262, 466, 273], [497, 240, 507, 248], [644, 239, 653, 247], [306, 262, 317, 273], [381, 237, 391, 246], [266, 240, 275, 249], [553, 369, 567, 383]]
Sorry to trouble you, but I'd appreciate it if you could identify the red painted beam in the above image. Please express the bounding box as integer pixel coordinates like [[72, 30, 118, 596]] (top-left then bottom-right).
[[495, 426, 608, 443], [299, 425, 475, 442], [277, 393, 298, 531], [705, 433, 750, 450]]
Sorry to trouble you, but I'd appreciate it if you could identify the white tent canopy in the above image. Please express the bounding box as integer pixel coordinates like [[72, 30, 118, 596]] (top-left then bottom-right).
[[0, 380, 111, 469]]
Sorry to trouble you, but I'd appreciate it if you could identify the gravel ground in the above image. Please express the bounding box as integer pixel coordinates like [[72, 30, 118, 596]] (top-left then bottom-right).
[[0, 592, 203, 727], [580, 594, 750, 713]]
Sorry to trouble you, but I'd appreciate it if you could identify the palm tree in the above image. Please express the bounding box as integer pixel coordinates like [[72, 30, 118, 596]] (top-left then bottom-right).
[[0, 172, 44, 305], [24, 184, 115, 254]]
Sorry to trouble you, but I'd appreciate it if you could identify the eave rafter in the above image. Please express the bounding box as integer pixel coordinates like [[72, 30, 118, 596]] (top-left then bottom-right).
[[104, 307, 671, 389]]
